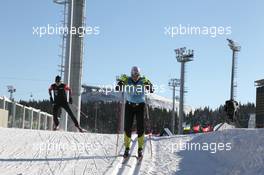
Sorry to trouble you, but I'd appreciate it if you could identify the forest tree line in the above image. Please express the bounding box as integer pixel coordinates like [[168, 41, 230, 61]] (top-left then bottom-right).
[[19, 100, 255, 134]]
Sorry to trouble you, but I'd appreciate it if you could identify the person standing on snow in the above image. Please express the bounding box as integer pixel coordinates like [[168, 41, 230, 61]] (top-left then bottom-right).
[[116, 66, 154, 159], [49, 75, 86, 132]]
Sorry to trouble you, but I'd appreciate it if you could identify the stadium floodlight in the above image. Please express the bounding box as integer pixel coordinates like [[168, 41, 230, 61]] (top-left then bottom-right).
[[53, 0, 67, 4], [255, 79, 264, 87], [168, 78, 181, 134], [175, 47, 194, 62], [7, 85, 16, 101], [227, 39, 241, 52], [227, 39, 241, 100], [224, 39, 241, 127], [174, 47, 194, 134]]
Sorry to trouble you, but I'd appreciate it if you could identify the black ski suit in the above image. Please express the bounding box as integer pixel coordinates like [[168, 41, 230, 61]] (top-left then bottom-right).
[[49, 83, 79, 127]]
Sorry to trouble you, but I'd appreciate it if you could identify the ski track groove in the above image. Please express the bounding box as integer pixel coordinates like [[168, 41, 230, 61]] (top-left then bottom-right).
[[49, 132, 63, 175], [83, 134, 91, 175], [131, 138, 148, 175], [39, 131, 56, 175], [24, 132, 41, 175], [70, 134, 78, 175], [54, 132, 63, 172], [24, 131, 43, 175], [102, 134, 124, 175], [82, 160, 89, 175], [110, 135, 138, 175]]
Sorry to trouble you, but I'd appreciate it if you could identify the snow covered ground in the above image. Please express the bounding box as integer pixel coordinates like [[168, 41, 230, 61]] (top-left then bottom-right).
[[0, 127, 264, 175]]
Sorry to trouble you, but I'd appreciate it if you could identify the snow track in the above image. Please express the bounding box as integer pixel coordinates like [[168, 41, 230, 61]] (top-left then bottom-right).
[[106, 134, 151, 175], [0, 128, 123, 175], [1, 128, 264, 175]]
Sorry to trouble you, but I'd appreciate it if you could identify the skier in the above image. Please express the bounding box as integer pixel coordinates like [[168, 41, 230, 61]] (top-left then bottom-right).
[[49, 75, 86, 132], [116, 66, 154, 160]]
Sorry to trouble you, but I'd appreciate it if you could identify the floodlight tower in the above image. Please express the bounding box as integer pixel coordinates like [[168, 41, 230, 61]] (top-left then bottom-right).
[[53, 0, 68, 78], [7, 86, 16, 101], [227, 39, 241, 100], [168, 78, 180, 134], [54, 0, 86, 131], [175, 47, 194, 134]]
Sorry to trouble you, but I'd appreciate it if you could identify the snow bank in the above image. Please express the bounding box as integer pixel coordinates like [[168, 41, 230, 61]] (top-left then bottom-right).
[[214, 122, 235, 131], [150, 129, 264, 175]]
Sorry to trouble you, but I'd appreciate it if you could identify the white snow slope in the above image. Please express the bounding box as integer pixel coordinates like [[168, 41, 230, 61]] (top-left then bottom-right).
[[0, 128, 264, 175]]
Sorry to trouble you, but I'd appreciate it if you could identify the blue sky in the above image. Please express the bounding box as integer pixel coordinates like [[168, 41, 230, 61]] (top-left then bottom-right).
[[0, 0, 263, 109]]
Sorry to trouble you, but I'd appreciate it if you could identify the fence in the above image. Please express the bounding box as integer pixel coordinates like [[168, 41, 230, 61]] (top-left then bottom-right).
[[0, 96, 53, 130]]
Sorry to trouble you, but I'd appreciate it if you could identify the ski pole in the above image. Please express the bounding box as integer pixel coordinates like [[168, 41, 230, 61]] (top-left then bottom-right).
[[214, 122, 225, 131], [115, 101, 122, 156], [148, 132, 153, 158], [115, 133, 119, 156], [145, 96, 153, 158]]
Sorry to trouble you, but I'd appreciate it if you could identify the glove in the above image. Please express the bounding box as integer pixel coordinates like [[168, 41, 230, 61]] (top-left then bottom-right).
[[115, 81, 124, 91], [50, 96, 54, 104], [69, 97, 73, 104]]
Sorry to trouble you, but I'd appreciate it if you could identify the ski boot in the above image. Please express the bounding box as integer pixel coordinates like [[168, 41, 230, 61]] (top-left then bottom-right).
[[137, 148, 143, 161], [123, 148, 130, 159], [53, 125, 59, 131], [138, 148, 143, 160], [76, 126, 87, 133]]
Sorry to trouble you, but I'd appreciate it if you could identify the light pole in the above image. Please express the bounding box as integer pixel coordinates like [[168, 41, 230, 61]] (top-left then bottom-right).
[[168, 78, 180, 134], [94, 102, 100, 132], [7, 85, 16, 127], [175, 47, 194, 134], [225, 39, 241, 126], [227, 39, 241, 100], [7, 85, 16, 101]]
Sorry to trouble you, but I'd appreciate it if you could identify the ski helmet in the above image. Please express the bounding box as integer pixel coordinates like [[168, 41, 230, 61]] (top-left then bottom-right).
[[131, 66, 140, 77], [55, 75, 61, 83]]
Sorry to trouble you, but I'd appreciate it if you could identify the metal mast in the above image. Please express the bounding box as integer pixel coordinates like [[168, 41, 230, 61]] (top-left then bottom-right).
[[175, 47, 194, 134], [7, 85, 16, 101], [54, 0, 86, 131], [168, 78, 180, 134], [227, 39, 241, 100]]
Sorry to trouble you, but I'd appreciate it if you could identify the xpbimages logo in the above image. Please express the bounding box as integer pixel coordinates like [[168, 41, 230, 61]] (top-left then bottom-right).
[[32, 24, 100, 37], [164, 24, 232, 38], [163, 141, 232, 154], [95, 83, 166, 95]]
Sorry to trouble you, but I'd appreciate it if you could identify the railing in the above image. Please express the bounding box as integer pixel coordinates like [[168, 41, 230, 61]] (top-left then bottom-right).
[[0, 96, 53, 130]]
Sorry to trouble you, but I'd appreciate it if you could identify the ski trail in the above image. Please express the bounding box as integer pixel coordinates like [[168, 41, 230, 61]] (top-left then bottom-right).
[[103, 135, 151, 175], [82, 133, 91, 175], [0, 128, 121, 175], [38, 131, 56, 175], [131, 137, 148, 175], [105, 134, 138, 175], [116, 136, 137, 175]]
